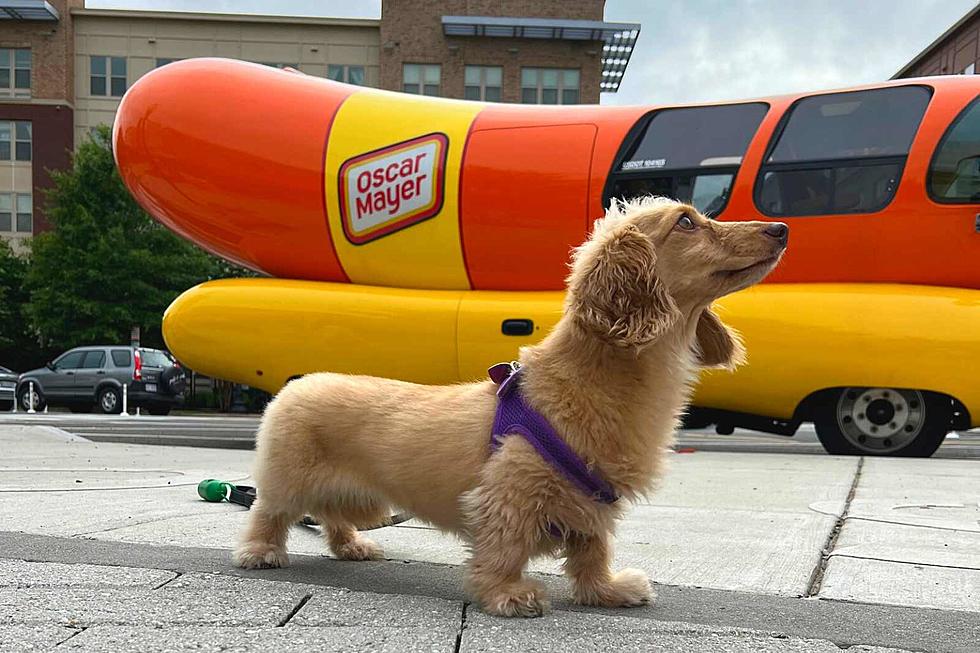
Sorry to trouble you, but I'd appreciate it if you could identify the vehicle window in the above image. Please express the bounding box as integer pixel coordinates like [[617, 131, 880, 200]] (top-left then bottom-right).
[[55, 351, 85, 370], [929, 96, 980, 203], [757, 86, 931, 217], [608, 103, 768, 216], [111, 349, 131, 367], [139, 349, 172, 368], [80, 351, 106, 369]]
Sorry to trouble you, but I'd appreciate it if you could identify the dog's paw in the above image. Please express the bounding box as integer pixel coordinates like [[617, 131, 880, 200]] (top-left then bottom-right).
[[574, 568, 654, 608], [233, 542, 289, 569], [481, 580, 550, 618], [333, 535, 384, 561]]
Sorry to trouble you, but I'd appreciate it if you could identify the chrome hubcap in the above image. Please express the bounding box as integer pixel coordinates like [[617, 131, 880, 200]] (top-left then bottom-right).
[[837, 387, 923, 453], [101, 391, 117, 412]]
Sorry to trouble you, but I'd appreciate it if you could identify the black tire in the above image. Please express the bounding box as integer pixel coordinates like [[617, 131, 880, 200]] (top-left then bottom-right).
[[160, 366, 186, 395], [148, 406, 171, 416], [680, 407, 714, 430], [69, 405, 93, 414], [17, 385, 46, 412], [814, 387, 951, 457], [96, 386, 123, 414]]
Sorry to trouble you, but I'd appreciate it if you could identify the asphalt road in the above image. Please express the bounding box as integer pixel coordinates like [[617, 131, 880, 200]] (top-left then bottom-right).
[[3, 411, 979, 458]]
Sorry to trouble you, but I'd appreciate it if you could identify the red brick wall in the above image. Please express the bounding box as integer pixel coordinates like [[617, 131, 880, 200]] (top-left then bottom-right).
[[898, 11, 980, 77], [0, 0, 80, 102], [380, 0, 605, 103]]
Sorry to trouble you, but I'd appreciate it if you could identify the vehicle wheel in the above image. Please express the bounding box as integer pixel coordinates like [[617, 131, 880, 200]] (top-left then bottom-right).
[[96, 387, 123, 414], [814, 388, 951, 457], [69, 405, 93, 414], [681, 407, 714, 430], [148, 406, 171, 416], [17, 385, 46, 412]]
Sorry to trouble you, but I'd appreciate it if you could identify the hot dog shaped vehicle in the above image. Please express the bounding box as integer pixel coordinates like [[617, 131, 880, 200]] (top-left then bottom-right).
[[114, 58, 980, 456]]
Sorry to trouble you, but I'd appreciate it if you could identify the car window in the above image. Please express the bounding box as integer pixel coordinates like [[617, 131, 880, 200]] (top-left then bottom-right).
[[609, 103, 768, 217], [768, 86, 931, 162], [80, 351, 106, 369], [139, 349, 172, 368], [55, 351, 85, 370], [111, 349, 132, 367], [756, 86, 931, 217], [928, 96, 980, 203], [621, 103, 768, 171]]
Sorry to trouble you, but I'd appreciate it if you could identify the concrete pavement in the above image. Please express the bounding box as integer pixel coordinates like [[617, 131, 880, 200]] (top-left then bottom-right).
[[0, 424, 978, 651]]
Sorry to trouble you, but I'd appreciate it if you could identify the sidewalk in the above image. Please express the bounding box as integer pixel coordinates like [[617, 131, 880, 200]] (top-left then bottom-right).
[[0, 425, 977, 652]]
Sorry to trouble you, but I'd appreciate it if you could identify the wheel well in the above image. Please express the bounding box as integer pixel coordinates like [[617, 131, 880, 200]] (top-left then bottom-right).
[[795, 387, 970, 430], [94, 381, 122, 398]]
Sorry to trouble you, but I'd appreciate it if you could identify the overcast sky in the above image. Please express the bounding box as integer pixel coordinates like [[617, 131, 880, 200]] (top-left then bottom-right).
[[89, 0, 979, 105]]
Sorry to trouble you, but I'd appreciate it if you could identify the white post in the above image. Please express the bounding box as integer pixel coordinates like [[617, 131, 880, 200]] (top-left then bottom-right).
[[27, 382, 35, 414], [135, 406, 141, 417], [121, 383, 128, 416], [11, 388, 16, 412]]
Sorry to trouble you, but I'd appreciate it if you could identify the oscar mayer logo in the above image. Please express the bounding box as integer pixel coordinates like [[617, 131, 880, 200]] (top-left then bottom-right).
[[338, 133, 448, 245]]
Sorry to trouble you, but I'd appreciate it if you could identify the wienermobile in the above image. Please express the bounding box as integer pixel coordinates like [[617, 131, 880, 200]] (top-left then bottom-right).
[[114, 59, 980, 457]]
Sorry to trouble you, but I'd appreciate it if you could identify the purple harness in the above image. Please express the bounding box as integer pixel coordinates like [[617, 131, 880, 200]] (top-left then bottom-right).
[[489, 362, 619, 505]]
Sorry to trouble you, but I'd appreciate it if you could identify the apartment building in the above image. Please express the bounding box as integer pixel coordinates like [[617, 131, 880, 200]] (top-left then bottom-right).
[[0, 0, 639, 252]]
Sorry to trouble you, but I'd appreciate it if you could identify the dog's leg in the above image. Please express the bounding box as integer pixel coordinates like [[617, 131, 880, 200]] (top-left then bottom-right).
[[233, 499, 297, 569], [563, 532, 653, 607], [463, 495, 549, 618], [321, 523, 384, 561]]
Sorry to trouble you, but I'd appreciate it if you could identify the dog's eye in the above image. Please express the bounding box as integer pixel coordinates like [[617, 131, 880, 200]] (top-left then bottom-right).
[[676, 214, 696, 230]]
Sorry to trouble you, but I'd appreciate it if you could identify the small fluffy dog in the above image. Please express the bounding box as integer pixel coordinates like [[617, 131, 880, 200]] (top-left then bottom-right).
[[235, 197, 788, 617]]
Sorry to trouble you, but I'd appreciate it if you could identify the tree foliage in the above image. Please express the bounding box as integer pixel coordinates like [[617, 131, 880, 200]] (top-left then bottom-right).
[[24, 125, 249, 352], [0, 239, 35, 368]]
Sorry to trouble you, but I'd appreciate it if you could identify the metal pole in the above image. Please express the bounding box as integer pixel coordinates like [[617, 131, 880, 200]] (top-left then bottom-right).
[[122, 383, 128, 416], [27, 381, 35, 414], [11, 388, 16, 413]]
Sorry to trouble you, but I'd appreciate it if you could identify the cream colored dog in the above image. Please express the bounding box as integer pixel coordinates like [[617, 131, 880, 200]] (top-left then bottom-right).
[[234, 196, 788, 617]]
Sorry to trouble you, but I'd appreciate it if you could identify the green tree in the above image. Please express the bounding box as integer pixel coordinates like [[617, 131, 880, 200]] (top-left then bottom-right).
[[25, 125, 243, 351], [0, 239, 40, 370]]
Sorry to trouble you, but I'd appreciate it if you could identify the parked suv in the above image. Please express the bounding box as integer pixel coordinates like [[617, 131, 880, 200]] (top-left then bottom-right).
[[0, 365, 17, 410], [17, 346, 186, 415]]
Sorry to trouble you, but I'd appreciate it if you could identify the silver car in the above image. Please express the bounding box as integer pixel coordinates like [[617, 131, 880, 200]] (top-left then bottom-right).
[[0, 365, 16, 409], [17, 346, 186, 415]]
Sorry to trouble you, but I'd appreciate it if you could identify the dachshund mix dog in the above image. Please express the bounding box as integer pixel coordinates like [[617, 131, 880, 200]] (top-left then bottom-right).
[[235, 196, 788, 617]]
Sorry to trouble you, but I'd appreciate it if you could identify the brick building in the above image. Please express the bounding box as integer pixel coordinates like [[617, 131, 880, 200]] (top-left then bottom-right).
[[0, 0, 639, 252], [894, 4, 980, 78]]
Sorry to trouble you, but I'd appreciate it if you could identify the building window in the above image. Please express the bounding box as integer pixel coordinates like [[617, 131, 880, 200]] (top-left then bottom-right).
[[963, 63, 975, 75], [521, 68, 579, 105], [155, 58, 182, 68], [327, 64, 364, 85], [755, 86, 931, 217], [0, 49, 31, 97], [464, 65, 502, 102], [256, 62, 297, 70], [91, 56, 127, 97], [403, 64, 440, 96], [0, 121, 31, 161], [0, 195, 10, 231], [15, 194, 31, 233]]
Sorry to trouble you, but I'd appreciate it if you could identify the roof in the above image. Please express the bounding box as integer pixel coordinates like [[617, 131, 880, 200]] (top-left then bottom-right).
[[892, 3, 980, 79], [0, 0, 59, 21], [441, 15, 641, 93], [70, 7, 379, 28]]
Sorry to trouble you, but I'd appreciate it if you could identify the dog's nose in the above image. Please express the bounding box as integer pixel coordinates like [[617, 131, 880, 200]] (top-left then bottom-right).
[[763, 222, 789, 245]]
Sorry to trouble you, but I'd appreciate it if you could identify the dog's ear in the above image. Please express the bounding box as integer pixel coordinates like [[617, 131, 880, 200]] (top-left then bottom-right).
[[569, 221, 680, 348], [694, 307, 745, 369]]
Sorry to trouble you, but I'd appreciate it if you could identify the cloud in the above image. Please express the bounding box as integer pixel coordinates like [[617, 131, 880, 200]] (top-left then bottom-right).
[[603, 0, 979, 105]]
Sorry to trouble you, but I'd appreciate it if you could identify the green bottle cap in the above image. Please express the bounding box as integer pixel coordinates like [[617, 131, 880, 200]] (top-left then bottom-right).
[[197, 479, 231, 502]]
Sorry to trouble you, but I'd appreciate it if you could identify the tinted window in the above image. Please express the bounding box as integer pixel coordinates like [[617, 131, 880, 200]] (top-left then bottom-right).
[[929, 97, 980, 203], [759, 164, 901, 216], [769, 87, 930, 163], [139, 349, 172, 368], [80, 351, 106, 369], [621, 103, 768, 172], [55, 351, 85, 370], [111, 349, 131, 367]]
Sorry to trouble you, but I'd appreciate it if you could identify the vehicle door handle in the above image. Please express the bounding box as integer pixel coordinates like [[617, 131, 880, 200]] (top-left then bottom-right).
[[65, 371, 74, 375], [96, 371, 106, 375], [501, 319, 535, 336]]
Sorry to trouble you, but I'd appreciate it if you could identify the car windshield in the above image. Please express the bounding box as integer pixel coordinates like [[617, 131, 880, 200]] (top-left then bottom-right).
[[139, 349, 173, 368]]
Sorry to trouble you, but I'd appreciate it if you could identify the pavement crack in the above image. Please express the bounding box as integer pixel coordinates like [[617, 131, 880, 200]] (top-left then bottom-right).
[[54, 626, 87, 647], [453, 601, 469, 653], [276, 592, 312, 627], [151, 571, 182, 590], [805, 456, 864, 598]]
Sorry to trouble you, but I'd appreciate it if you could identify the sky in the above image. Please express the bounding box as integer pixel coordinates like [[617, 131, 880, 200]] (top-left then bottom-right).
[[88, 0, 979, 105]]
